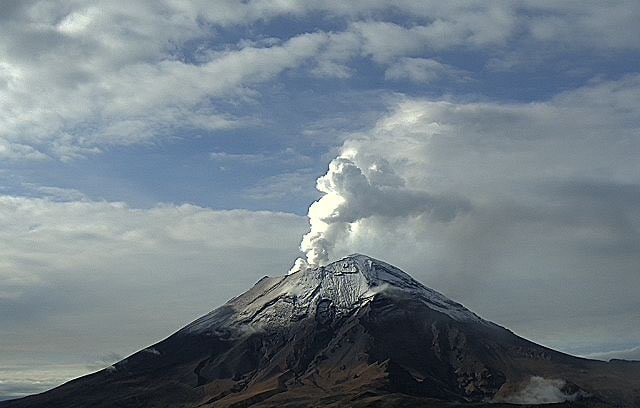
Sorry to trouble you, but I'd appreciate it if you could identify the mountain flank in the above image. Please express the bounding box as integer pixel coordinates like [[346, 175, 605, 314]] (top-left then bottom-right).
[[3, 254, 639, 407]]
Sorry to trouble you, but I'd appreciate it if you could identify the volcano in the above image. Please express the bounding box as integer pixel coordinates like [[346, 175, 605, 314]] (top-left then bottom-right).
[[3, 254, 639, 407]]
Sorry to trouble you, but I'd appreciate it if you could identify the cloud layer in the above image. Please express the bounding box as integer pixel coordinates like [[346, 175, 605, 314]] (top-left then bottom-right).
[[292, 76, 640, 351], [2, 0, 639, 160], [0, 195, 306, 398], [584, 345, 640, 362]]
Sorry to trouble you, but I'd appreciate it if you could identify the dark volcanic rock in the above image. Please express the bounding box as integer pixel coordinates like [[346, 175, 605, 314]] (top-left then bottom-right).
[[2, 254, 639, 407]]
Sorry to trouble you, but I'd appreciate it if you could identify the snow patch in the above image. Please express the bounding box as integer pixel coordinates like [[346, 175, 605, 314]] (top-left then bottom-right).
[[183, 254, 488, 335]]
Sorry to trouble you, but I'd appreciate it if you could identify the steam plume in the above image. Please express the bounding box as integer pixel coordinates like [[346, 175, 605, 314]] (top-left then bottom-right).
[[291, 149, 469, 272], [494, 376, 583, 404]]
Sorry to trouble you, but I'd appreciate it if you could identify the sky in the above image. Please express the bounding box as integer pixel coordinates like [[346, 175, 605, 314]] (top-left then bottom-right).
[[1, 0, 640, 401]]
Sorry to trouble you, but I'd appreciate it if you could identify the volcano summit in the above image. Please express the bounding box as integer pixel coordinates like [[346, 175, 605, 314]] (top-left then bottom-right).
[[3, 255, 639, 407]]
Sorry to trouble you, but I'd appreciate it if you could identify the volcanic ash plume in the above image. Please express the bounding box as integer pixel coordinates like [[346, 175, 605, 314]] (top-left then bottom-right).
[[290, 149, 470, 273]]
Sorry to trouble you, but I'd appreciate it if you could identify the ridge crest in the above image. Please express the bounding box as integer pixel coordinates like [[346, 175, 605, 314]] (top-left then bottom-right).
[[184, 254, 487, 334]]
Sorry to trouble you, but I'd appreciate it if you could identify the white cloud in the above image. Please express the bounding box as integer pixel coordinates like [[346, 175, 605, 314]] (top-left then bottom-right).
[[2, 1, 638, 160], [0, 364, 93, 401], [310, 61, 353, 79], [384, 58, 469, 83], [0, 196, 305, 284], [351, 13, 514, 63], [209, 148, 312, 166], [2, 0, 639, 399], [0, 139, 48, 161], [0, 22, 327, 159], [525, 1, 640, 50], [210, 152, 270, 163], [0, 194, 306, 391], [309, 31, 362, 79], [21, 184, 89, 202], [293, 76, 640, 351], [0, 1, 330, 160], [56, 7, 101, 35], [246, 169, 319, 202], [584, 345, 640, 362]]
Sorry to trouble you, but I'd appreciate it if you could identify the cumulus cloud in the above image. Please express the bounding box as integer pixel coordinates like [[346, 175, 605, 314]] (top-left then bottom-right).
[[2, 1, 638, 160], [0, 20, 327, 160]]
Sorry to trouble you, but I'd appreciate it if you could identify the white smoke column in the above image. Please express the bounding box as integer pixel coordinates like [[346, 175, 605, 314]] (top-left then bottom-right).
[[495, 376, 583, 404], [290, 148, 470, 272]]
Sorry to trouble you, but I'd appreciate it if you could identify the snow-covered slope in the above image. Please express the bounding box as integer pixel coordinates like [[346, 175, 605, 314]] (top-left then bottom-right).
[[184, 254, 487, 334], [5, 253, 640, 408]]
